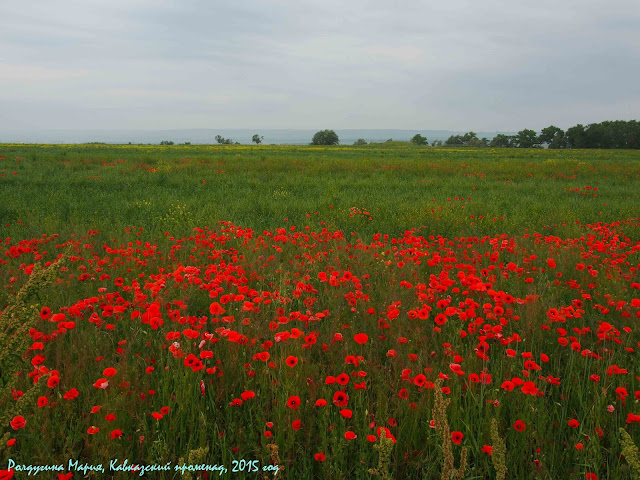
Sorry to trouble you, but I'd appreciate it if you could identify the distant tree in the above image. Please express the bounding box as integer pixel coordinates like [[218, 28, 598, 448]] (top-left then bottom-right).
[[565, 124, 585, 148], [353, 138, 367, 145], [539, 125, 562, 144], [160, 140, 174, 145], [489, 134, 514, 148], [431, 140, 443, 147], [215, 135, 233, 145], [252, 134, 264, 145], [561, 121, 640, 149], [539, 126, 566, 149], [385, 138, 393, 143], [514, 129, 541, 148], [468, 137, 488, 147], [410, 134, 428, 146], [311, 130, 339, 145], [182, 142, 191, 145], [444, 135, 464, 146], [462, 131, 478, 144]]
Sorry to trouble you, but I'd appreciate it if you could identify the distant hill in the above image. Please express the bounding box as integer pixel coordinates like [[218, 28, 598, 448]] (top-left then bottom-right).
[[0, 129, 515, 145]]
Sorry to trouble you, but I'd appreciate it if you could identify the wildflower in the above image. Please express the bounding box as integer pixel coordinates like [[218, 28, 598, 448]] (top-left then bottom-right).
[[287, 395, 301, 410], [10, 416, 26, 430], [513, 420, 526, 432], [241, 391, 255, 401], [93, 378, 109, 389], [286, 355, 298, 367], [63, 388, 79, 400], [451, 431, 464, 445], [354, 333, 368, 344], [47, 376, 60, 388]]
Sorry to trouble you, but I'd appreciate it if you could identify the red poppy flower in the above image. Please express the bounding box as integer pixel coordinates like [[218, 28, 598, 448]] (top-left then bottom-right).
[[286, 395, 301, 410], [285, 356, 298, 367], [292, 420, 302, 430], [63, 388, 79, 400], [87, 426, 99, 434], [434, 314, 448, 326], [47, 376, 60, 388], [0, 469, 14, 480], [6, 439, 16, 447], [111, 429, 123, 439], [105, 413, 116, 422], [40, 306, 51, 320], [451, 431, 464, 445], [627, 413, 640, 424], [482, 445, 493, 455], [314, 453, 325, 462], [412, 374, 426, 387], [513, 420, 526, 432], [93, 378, 109, 389], [344, 431, 357, 440], [354, 333, 368, 344], [37, 396, 48, 408], [333, 391, 349, 407], [10, 416, 26, 430], [103, 367, 117, 377], [340, 409, 353, 419], [241, 391, 255, 401], [209, 302, 226, 315], [568, 419, 580, 428], [315, 399, 327, 407]]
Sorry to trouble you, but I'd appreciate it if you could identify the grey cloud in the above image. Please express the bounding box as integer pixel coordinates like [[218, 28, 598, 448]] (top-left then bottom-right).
[[0, 0, 638, 131]]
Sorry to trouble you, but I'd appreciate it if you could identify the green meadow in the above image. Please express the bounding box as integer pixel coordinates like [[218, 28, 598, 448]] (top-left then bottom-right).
[[1, 144, 639, 241], [1, 144, 639, 480]]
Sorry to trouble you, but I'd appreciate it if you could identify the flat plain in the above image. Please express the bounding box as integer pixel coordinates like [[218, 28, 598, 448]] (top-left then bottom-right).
[[1, 144, 639, 479]]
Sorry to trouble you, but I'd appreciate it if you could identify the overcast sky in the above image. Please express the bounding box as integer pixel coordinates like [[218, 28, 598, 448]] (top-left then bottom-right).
[[1, 0, 638, 132]]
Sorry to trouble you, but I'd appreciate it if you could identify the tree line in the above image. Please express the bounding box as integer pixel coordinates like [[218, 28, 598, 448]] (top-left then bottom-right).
[[312, 121, 640, 148], [156, 120, 639, 148], [446, 120, 640, 149]]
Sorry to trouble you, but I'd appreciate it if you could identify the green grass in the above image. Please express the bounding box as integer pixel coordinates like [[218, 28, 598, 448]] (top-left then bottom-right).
[[1, 144, 639, 241], [1, 144, 639, 479]]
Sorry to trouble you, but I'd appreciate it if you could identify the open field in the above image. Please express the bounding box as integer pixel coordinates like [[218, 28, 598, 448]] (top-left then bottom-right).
[[1, 144, 640, 479]]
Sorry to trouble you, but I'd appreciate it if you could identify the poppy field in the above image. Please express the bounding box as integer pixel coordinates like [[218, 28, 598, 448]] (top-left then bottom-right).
[[1, 144, 640, 479]]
